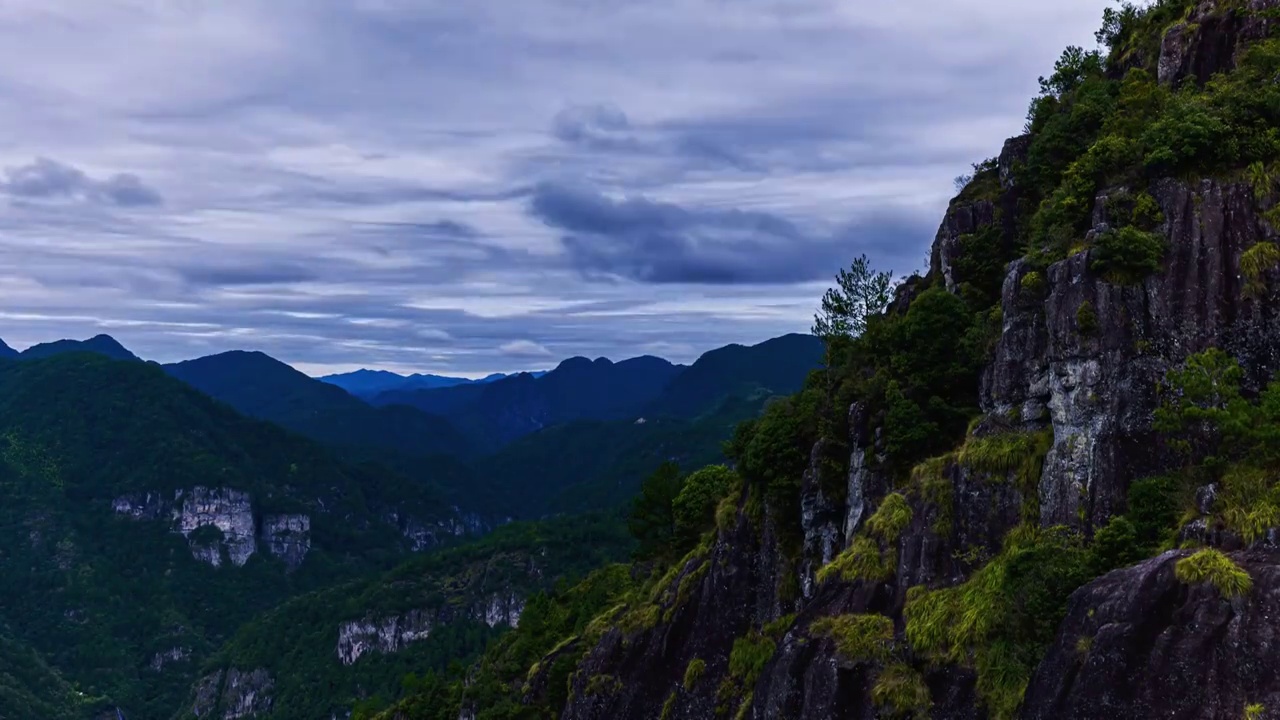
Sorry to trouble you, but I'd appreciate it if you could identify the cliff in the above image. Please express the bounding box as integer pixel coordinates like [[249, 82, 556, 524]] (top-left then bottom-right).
[[374, 2, 1280, 719]]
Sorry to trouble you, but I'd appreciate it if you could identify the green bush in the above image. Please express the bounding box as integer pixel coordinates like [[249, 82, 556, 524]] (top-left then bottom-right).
[[1091, 226, 1166, 284], [1241, 242, 1280, 298], [683, 658, 706, 691], [905, 526, 1088, 720], [867, 493, 914, 542], [872, 663, 932, 719], [810, 614, 893, 663], [673, 465, 740, 545], [1076, 301, 1099, 336], [728, 632, 776, 687], [957, 430, 1053, 494], [817, 536, 895, 585], [1174, 549, 1252, 598]]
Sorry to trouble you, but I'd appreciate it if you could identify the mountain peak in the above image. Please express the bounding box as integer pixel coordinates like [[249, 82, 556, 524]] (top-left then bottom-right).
[[0, 338, 16, 359], [21, 334, 140, 362]]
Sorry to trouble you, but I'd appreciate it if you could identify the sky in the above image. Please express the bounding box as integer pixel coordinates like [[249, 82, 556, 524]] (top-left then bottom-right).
[[0, 0, 1112, 377]]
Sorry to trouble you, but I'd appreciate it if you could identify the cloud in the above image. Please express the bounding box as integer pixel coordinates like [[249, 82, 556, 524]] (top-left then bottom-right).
[[499, 339, 554, 357], [177, 262, 320, 287], [531, 181, 930, 284], [0, 0, 1113, 373], [1, 158, 163, 207], [552, 103, 637, 150]]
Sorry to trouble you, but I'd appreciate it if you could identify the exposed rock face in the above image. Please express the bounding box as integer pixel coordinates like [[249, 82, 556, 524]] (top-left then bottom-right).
[[150, 646, 191, 671], [260, 514, 310, 570], [984, 178, 1280, 529], [480, 592, 525, 628], [560, 512, 766, 720], [222, 668, 274, 720], [337, 610, 435, 666], [191, 669, 274, 719], [390, 509, 487, 552], [176, 487, 257, 567], [337, 593, 525, 666], [1025, 550, 1280, 719], [1157, 0, 1280, 87], [932, 200, 997, 294], [112, 492, 170, 520], [799, 438, 843, 598]]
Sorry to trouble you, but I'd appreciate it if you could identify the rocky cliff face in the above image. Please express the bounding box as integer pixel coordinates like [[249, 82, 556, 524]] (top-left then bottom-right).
[[337, 592, 525, 666], [546, 5, 1280, 720], [1023, 549, 1280, 720], [114, 486, 473, 571], [192, 668, 274, 720]]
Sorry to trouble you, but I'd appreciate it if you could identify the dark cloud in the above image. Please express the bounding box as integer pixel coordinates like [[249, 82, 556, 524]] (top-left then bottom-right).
[[530, 181, 929, 284], [0, 158, 163, 207], [552, 103, 641, 151], [0, 0, 1112, 374], [178, 262, 320, 287]]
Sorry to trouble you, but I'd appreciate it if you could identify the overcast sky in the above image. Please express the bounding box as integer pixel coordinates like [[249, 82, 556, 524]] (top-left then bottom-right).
[[0, 0, 1111, 377]]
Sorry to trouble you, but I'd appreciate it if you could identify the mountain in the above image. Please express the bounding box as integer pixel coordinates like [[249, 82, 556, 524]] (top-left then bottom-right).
[[645, 333, 822, 418], [373, 4, 1280, 719], [164, 351, 473, 461], [375, 355, 685, 449], [0, 338, 16, 359], [0, 353, 465, 719], [0, 631, 111, 720], [320, 369, 541, 399], [20, 333, 140, 361], [320, 369, 473, 397], [177, 513, 632, 720], [472, 392, 771, 519]]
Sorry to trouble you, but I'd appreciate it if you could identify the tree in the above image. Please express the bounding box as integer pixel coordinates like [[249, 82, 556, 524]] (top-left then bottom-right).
[[812, 254, 894, 370], [672, 465, 739, 546], [627, 462, 685, 560]]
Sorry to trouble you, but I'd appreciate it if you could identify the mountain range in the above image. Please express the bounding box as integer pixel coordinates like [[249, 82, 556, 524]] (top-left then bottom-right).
[[319, 368, 547, 398], [0, 332, 823, 520]]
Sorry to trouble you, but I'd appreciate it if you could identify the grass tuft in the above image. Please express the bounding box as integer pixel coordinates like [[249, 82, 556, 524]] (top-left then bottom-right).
[[1175, 549, 1252, 598], [809, 614, 894, 663], [872, 662, 932, 719]]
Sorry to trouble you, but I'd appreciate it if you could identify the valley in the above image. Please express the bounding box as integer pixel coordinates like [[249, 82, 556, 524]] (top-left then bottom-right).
[[7, 1, 1280, 719]]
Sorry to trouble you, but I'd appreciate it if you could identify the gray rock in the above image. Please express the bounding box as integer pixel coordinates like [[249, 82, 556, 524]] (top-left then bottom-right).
[[1025, 550, 1280, 719], [175, 487, 257, 567], [260, 514, 310, 571]]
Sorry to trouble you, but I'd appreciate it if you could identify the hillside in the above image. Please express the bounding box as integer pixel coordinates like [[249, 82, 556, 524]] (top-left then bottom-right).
[[0, 338, 16, 359], [0, 631, 109, 720], [320, 369, 533, 399], [177, 514, 632, 720], [645, 333, 822, 418], [20, 334, 140, 361], [164, 351, 473, 460], [472, 392, 772, 519], [375, 356, 684, 449], [0, 354, 463, 719], [372, 2, 1280, 719]]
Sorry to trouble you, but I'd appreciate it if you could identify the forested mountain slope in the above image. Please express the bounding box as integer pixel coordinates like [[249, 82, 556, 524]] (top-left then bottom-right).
[[372, 2, 1280, 718], [178, 514, 632, 720], [0, 354, 466, 719], [164, 351, 473, 461]]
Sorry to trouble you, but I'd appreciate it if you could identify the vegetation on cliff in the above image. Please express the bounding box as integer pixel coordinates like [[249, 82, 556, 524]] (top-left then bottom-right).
[[364, 3, 1280, 719]]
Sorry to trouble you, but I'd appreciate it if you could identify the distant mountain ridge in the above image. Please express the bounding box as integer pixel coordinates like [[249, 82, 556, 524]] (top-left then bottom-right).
[[19, 334, 140, 362], [373, 354, 688, 450], [163, 351, 473, 461], [319, 368, 545, 399], [0, 338, 16, 359], [0, 331, 823, 466], [373, 335, 823, 450]]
